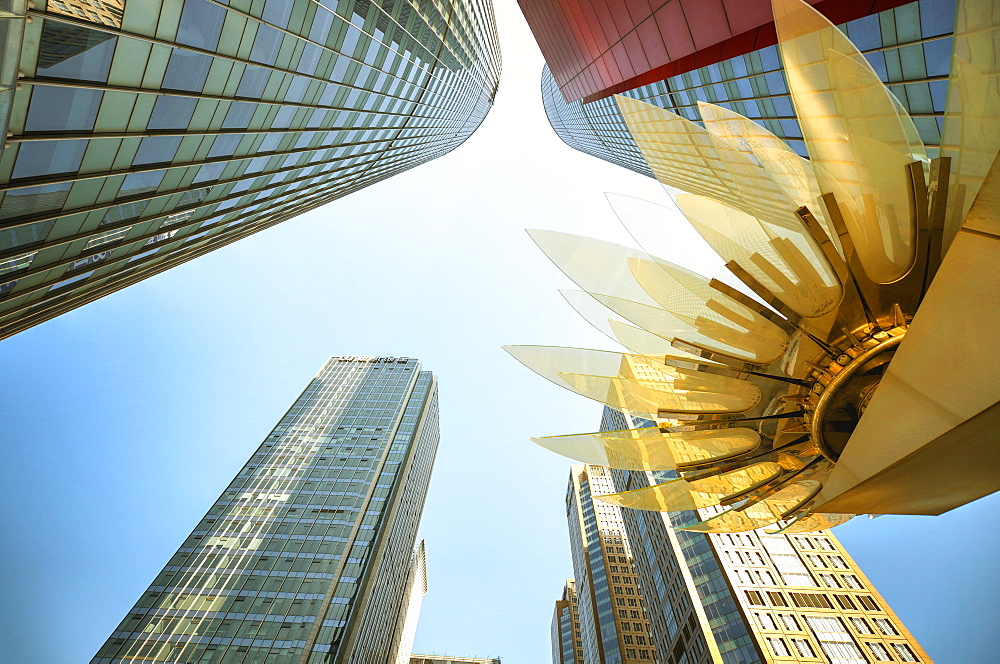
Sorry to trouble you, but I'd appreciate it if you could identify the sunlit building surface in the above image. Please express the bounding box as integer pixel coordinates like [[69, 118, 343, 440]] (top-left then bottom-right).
[[0, 0, 501, 339], [537, 0, 955, 172], [395, 540, 429, 664], [551, 579, 583, 664], [92, 355, 440, 663], [566, 464, 657, 664], [602, 408, 930, 664]]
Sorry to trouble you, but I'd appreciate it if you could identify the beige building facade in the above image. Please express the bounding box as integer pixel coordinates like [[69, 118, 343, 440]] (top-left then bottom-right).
[[566, 464, 657, 664]]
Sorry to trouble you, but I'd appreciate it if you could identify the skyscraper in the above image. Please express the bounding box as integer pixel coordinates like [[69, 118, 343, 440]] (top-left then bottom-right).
[[551, 580, 583, 664], [0, 0, 501, 338], [528, 0, 954, 176], [601, 407, 930, 664], [92, 355, 440, 664], [395, 540, 429, 664], [566, 464, 657, 664]]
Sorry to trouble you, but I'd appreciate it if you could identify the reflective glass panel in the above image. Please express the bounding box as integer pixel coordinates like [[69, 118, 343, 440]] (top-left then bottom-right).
[[25, 86, 103, 132]]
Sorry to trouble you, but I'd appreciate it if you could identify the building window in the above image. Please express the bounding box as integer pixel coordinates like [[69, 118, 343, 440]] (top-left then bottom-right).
[[791, 639, 816, 657], [746, 590, 764, 606], [843, 575, 864, 589], [850, 617, 874, 634], [767, 638, 790, 656], [857, 596, 881, 611], [834, 595, 857, 610], [866, 642, 892, 661], [767, 592, 789, 607], [805, 616, 867, 663], [790, 593, 832, 609], [873, 618, 899, 636], [820, 573, 841, 588], [779, 614, 799, 631], [892, 643, 919, 662], [755, 612, 777, 630]]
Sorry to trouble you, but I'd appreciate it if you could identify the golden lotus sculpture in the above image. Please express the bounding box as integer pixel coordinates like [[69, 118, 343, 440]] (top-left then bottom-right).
[[506, 0, 1000, 533]]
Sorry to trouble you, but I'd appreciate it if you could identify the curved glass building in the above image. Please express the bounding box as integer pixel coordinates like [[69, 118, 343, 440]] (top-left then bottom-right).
[[540, 0, 954, 178], [0, 0, 501, 338]]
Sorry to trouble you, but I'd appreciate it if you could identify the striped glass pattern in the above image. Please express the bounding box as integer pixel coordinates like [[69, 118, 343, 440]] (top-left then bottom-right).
[[0, 0, 501, 339], [542, 0, 953, 177], [91, 356, 440, 664]]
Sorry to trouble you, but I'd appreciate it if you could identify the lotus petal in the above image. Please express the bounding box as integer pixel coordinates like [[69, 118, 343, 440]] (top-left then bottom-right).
[[627, 256, 790, 363], [675, 194, 841, 319], [680, 479, 823, 532], [531, 427, 760, 470], [527, 230, 658, 307], [941, 0, 1000, 243], [770, 512, 855, 533], [773, 0, 925, 283], [557, 371, 761, 415], [595, 462, 784, 512]]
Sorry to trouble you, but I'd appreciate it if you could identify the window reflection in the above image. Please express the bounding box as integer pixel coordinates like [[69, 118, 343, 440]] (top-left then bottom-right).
[[36, 21, 117, 82], [148, 95, 198, 130], [25, 86, 103, 132], [162, 49, 213, 92], [119, 170, 166, 198], [12, 139, 88, 179], [133, 136, 182, 166], [0, 182, 72, 220], [176, 0, 227, 51]]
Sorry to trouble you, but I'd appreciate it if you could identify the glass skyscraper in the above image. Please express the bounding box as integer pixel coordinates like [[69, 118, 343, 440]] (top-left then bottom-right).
[[0, 0, 501, 339], [93, 355, 439, 663], [539, 0, 954, 176], [600, 408, 929, 664]]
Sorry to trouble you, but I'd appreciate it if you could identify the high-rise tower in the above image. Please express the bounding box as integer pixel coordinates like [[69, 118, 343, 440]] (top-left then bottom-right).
[[92, 355, 439, 664], [551, 579, 583, 664], [0, 0, 501, 338], [566, 464, 657, 664], [601, 407, 929, 664], [527, 0, 954, 177]]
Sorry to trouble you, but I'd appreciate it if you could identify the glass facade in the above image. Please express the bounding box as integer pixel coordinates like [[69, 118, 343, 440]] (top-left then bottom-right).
[[601, 407, 930, 664], [542, 0, 954, 175], [92, 355, 440, 664], [566, 464, 657, 664], [0, 0, 501, 339]]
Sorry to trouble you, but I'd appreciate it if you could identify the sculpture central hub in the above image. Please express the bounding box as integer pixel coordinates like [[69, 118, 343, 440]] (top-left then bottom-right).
[[805, 326, 907, 461]]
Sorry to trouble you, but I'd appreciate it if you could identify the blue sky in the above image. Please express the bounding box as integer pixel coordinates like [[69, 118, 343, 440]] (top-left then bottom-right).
[[1, 3, 998, 662]]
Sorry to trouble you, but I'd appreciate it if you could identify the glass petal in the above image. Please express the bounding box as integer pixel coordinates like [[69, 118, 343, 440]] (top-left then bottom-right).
[[773, 0, 924, 283], [697, 101, 842, 255], [627, 256, 790, 363], [674, 194, 841, 318], [531, 427, 760, 470], [941, 0, 1000, 243], [772, 512, 855, 533], [680, 479, 822, 532], [557, 371, 761, 414], [527, 229, 658, 306], [595, 462, 784, 512]]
